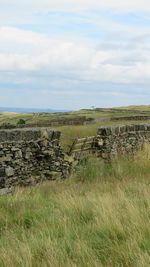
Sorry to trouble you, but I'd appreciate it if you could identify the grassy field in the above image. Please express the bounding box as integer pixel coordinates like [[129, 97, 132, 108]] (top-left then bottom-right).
[[0, 146, 150, 267], [1, 105, 150, 153], [1, 105, 150, 126]]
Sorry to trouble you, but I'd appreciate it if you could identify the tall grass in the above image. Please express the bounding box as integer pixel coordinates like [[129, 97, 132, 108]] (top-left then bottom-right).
[[0, 146, 150, 266], [75, 145, 150, 183], [57, 123, 99, 149]]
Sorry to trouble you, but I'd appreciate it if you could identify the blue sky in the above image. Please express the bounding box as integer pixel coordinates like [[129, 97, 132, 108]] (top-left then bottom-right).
[[0, 0, 150, 109]]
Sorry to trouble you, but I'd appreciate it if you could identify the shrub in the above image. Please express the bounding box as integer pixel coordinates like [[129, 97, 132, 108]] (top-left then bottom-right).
[[17, 118, 26, 125]]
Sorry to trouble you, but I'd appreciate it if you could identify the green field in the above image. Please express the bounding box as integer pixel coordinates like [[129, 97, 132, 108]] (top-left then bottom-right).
[[0, 146, 150, 267], [1, 105, 150, 125], [1, 105, 150, 150]]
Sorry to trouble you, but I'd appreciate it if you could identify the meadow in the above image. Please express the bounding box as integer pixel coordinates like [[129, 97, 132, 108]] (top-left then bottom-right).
[[1, 105, 150, 150], [1, 105, 150, 126], [0, 146, 150, 267]]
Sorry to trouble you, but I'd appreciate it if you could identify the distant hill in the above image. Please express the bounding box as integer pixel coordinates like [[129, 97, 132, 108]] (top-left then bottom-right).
[[0, 107, 70, 114]]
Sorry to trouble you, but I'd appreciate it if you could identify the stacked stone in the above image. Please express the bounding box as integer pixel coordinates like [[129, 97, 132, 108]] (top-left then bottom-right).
[[111, 115, 150, 121], [0, 128, 71, 190], [96, 124, 150, 159], [0, 116, 88, 129]]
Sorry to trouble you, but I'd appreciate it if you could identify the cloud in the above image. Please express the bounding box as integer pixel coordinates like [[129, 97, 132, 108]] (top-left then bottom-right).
[[0, 26, 93, 70], [0, 26, 150, 85], [0, 27, 49, 45]]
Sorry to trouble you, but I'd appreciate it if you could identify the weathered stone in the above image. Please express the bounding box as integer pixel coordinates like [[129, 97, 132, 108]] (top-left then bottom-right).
[[0, 187, 13, 195], [25, 151, 32, 160], [42, 150, 54, 156], [97, 124, 150, 159], [15, 150, 23, 159], [40, 129, 49, 140], [64, 155, 74, 164], [0, 150, 4, 157], [5, 166, 14, 177], [11, 147, 20, 152], [0, 156, 12, 163], [98, 138, 104, 146]]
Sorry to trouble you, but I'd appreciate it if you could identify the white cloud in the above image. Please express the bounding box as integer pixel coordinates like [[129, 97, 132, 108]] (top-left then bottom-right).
[[0, 26, 150, 86], [0, 27, 93, 71], [0, 27, 49, 45]]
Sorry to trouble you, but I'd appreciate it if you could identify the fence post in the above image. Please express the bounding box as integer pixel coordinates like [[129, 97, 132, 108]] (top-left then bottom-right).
[[68, 138, 78, 156]]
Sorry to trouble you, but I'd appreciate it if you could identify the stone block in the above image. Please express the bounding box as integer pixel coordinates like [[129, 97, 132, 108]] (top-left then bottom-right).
[[5, 166, 14, 177]]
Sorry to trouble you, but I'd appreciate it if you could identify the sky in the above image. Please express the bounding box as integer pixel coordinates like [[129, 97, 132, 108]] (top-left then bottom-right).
[[0, 0, 150, 110]]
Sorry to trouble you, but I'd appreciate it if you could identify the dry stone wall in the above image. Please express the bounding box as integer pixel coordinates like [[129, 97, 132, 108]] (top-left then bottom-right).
[[1, 124, 150, 192], [96, 124, 150, 159], [0, 128, 71, 190], [0, 116, 94, 129], [111, 116, 150, 121]]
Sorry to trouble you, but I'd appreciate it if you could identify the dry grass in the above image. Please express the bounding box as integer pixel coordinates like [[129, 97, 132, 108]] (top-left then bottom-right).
[[0, 147, 150, 266]]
